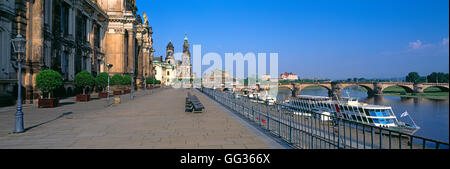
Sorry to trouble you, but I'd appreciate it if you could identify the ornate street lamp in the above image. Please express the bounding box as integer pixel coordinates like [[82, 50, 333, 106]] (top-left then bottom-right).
[[106, 64, 113, 105], [11, 34, 27, 133], [130, 68, 134, 100]]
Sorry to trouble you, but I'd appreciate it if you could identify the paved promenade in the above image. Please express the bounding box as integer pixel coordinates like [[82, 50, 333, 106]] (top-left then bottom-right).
[[0, 88, 275, 149]]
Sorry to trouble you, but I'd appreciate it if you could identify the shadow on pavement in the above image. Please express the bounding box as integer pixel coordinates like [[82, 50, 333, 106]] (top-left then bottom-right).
[[24, 112, 73, 132]]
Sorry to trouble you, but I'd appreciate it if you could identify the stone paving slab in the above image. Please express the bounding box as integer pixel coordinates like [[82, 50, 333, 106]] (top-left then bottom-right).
[[0, 88, 273, 149]]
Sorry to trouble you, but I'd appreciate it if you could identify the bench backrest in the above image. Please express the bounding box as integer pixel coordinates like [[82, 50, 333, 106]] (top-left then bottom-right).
[[189, 95, 204, 109]]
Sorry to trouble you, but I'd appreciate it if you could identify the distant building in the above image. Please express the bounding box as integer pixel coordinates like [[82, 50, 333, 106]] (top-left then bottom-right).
[[202, 69, 239, 88], [262, 74, 271, 81], [280, 72, 299, 81]]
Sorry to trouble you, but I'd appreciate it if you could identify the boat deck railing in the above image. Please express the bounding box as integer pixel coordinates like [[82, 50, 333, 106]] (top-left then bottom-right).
[[200, 88, 449, 149]]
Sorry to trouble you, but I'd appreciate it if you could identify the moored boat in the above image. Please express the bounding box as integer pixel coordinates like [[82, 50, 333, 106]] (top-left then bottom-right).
[[280, 95, 420, 135]]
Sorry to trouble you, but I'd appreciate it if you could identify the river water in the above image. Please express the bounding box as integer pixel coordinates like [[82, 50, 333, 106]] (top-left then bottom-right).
[[277, 88, 449, 143]]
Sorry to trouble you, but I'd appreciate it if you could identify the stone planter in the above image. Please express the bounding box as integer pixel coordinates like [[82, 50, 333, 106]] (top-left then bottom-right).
[[76, 94, 91, 102], [98, 92, 108, 98], [38, 98, 59, 108], [113, 91, 122, 95]]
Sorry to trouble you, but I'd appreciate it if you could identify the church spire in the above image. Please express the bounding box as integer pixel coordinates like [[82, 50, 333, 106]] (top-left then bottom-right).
[[183, 33, 190, 53]]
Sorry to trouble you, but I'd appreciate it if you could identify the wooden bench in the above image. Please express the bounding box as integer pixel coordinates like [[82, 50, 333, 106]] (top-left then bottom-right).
[[186, 92, 205, 113]]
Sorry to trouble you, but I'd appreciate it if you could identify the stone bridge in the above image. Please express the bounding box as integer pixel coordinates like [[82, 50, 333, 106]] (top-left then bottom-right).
[[223, 82, 449, 99]]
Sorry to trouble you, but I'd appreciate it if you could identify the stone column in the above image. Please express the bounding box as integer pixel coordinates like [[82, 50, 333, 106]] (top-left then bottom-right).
[[373, 82, 384, 95], [291, 83, 300, 97], [127, 30, 135, 74], [25, 0, 44, 103], [330, 82, 342, 100], [414, 83, 425, 93], [136, 40, 144, 89]]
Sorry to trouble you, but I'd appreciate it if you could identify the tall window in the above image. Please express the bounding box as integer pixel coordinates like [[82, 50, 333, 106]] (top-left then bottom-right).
[[61, 52, 69, 80], [94, 25, 100, 48], [60, 4, 69, 36], [0, 29, 7, 75]]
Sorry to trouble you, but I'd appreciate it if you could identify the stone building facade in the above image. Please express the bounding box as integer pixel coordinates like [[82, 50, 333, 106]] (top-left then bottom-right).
[[97, 0, 153, 89], [0, 0, 154, 105], [0, 0, 16, 106]]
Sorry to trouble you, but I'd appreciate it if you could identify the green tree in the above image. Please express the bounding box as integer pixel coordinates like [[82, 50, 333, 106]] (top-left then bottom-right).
[[146, 78, 155, 84], [36, 70, 63, 99], [406, 72, 420, 83], [95, 72, 109, 92], [74, 70, 95, 94], [122, 75, 132, 86], [427, 72, 449, 83], [111, 74, 123, 86]]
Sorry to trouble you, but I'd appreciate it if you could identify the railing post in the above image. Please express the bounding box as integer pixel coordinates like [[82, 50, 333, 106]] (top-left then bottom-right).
[[379, 128, 383, 149], [278, 105, 281, 137], [310, 114, 314, 149], [289, 114, 293, 144], [267, 106, 270, 131], [337, 119, 341, 149]]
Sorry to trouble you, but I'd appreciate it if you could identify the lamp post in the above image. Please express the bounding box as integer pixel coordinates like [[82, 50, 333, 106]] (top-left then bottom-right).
[[11, 34, 27, 133], [130, 68, 134, 100], [106, 64, 113, 105]]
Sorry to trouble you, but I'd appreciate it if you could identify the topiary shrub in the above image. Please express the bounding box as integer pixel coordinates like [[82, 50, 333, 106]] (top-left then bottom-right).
[[122, 75, 132, 86], [146, 78, 155, 85], [111, 74, 123, 86], [95, 72, 109, 92], [74, 70, 95, 94], [36, 70, 63, 99]]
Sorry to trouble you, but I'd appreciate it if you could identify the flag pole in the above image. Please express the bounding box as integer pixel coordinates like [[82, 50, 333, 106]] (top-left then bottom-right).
[[406, 111, 418, 127]]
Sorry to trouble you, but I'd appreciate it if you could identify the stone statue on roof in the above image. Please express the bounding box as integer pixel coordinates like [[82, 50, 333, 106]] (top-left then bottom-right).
[[143, 12, 149, 25]]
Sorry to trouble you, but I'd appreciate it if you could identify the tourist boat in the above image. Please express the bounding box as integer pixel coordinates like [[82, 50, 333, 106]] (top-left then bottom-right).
[[280, 95, 420, 135], [259, 91, 277, 105]]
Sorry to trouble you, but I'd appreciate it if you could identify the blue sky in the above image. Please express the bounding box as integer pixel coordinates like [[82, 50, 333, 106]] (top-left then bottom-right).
[[136, 0, 449, 80]]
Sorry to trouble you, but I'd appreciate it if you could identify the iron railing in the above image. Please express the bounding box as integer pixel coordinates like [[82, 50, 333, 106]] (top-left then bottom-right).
[[200, 88, 449, 149]]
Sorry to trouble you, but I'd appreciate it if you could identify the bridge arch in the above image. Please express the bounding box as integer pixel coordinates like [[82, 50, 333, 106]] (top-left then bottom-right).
[[382, 85, 414, 93], [340, 84, 375, 97], [423, 85, 449, 92], [297, 84, 332, 96], [278, 85, 294, 91]]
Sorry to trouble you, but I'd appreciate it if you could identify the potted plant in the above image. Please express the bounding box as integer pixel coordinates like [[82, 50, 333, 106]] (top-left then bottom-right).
[[111, 74, 123, 95], [146, 78, 154, 89], [122, 75, 132, 94], [36, 70, 63, 108], [95, 72, 109, 98], [155, 80, 161, 88], [74, 70, 95, 102]]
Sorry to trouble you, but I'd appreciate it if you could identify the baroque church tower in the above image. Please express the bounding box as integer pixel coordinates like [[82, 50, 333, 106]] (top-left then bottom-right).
[[165, 40, 176, 65], [179, 33, 192, 81]]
